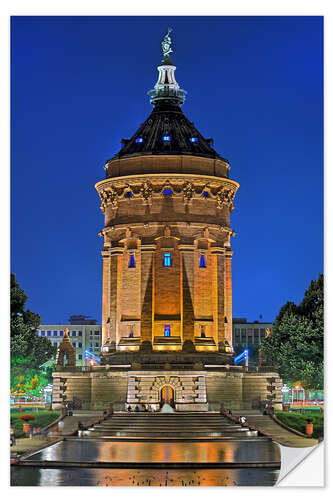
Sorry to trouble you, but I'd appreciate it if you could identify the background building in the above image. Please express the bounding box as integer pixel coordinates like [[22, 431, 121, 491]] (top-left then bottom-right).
[[232, 318, 272, 349], [37, 323, 102, 366]]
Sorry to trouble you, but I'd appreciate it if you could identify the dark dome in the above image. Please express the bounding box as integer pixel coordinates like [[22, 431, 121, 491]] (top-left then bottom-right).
[[112, 101, 227, 162]]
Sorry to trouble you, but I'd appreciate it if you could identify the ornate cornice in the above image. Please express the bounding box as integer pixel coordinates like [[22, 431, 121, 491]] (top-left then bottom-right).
[[95, 173, 239, 213]]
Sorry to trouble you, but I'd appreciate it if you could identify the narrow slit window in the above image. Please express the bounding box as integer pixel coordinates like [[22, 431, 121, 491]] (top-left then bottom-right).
[[129, 254, 135, 268], [163, 252, 171, 267], [129, 325, 134, 338], [164, 325, 171, 337], [200, 254, 206, 268]]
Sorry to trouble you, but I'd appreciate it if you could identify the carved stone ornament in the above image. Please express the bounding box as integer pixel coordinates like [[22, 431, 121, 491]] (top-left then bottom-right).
[[99, 187, 118, 212], [140, 181, 153, 204], [183, 181, 194, 203], [216, 187, 235, 210]]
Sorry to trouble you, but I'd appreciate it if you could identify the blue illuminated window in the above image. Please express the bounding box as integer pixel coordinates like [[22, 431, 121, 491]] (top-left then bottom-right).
[[163, 252, 171, 267], [202, 191, 208, 198], [129, 254, 135, 268], [73, 342, 76, 348], [190, 137, 198, 143], [126, 191, 133, 198], [135, 137, 143, 143], [163, 135, 171, 142], [164, 325, 171, 337], [163, 188, 172, 195], [200, 254, 206, 268], [59, 331, 63, 337], [41, 331, 45, 336], [90, 342, 93, 348], [47, 331, 51, 337]]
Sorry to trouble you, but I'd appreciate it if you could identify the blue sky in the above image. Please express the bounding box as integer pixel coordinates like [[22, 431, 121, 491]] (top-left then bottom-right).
[[10, 16, 323, 324]]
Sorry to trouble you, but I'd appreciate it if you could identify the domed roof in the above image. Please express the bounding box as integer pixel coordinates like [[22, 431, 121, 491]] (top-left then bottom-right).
[[113, 101, 227, 161]]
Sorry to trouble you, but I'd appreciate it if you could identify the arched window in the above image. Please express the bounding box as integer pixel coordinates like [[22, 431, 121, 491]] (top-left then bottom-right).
[[128, 254, 135, 268], [164, 325, 171, 337], [163, 253, 171, 267], [200, 254, 206, 268]]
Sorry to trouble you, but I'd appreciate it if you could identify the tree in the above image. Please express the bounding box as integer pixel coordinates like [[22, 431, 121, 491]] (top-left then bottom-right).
[[10, 274, 56, 370], [261, 274, 323, 389]]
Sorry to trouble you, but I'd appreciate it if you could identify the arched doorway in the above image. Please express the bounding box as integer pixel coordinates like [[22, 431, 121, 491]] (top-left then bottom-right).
[[161, 385, 175, 408]]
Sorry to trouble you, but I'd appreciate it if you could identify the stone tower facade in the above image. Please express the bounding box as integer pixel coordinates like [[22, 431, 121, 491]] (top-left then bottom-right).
[[52, 34, 283, 413], [95, 34, 239, 356]]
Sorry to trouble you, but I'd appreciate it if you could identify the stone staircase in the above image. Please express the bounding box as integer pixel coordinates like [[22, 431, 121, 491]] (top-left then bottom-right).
[[86, 412, 262, 438]]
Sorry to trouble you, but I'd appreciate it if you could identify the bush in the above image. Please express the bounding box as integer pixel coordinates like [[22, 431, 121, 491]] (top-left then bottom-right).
[[275, 411, 323, 439], [19, 414, 35, 422], [11, 410, 60, 438]]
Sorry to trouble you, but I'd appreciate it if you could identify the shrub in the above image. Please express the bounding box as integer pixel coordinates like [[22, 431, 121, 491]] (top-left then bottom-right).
[[19, 414, 35, 422], [275, 411, 323, 439]]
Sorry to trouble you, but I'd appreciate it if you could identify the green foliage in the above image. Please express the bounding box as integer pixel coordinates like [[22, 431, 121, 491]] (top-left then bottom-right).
[[11, 410, 60, 438], [261, 274, 323, 389], [10, 274, 56, 370], [275, 411, 323, 439]]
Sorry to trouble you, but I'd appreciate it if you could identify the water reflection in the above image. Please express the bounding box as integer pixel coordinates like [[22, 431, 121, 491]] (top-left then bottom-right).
[[11, 467, 280, 487], [24, 439, 280, 464]]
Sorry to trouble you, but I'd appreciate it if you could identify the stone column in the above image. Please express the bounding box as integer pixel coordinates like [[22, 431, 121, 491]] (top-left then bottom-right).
[[211, 247, 225, 346], [109, 247, 123, 347], [224, 250, 233, 348], [140, 245, 155, 343], [101, 251, 111, 346], [179, 245, 195, 343]]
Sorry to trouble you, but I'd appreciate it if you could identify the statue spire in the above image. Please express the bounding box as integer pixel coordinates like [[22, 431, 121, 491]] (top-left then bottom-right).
[[148, 29, 187, 107], [161, 27, 173, 64]]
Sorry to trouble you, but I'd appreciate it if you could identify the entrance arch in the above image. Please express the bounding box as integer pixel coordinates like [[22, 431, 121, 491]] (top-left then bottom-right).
[[161, 385, 175, 407]]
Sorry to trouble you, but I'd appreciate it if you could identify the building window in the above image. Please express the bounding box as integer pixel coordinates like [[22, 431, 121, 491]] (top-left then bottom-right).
[[190, 137, 198, 143], [94, 331, 99, 336], [78, 331, 82, 336], [163, 252, 171, 267], [72, 342, 76, 348], [59, 331, 63, 337], [41, 331, 45, 336], [128, 254, 135, 268], [200, 254, 206, 268], [135, 137, 143, 143], [164, 325, 171, 337], [78, 355, 82, 360], [78, 342, 82, 348], [53, 342, 57, 347], [129, 325, 134, 338], [72, 331, 76, 336], [163, 188, 172, 195], [90, 342, 93, 348], [47, 331, 51, 337], [200, 325, 206, 338], [162, 135, 171, 142], [53, 331, 57, 336], [95, 342, 99, 347]]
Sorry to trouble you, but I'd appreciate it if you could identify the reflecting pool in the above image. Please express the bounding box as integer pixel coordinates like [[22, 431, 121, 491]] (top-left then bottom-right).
[[11, 466, 280, 486], [22, 438, 280, 465]]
